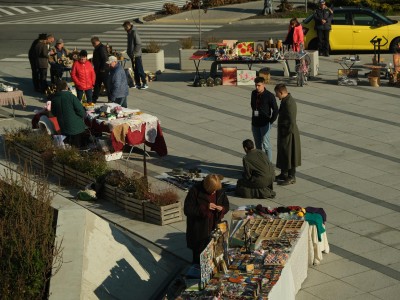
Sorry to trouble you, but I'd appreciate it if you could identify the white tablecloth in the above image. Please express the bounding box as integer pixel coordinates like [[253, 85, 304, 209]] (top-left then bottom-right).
[[269, 222, 309, 300], [308, 224, 330, 265]]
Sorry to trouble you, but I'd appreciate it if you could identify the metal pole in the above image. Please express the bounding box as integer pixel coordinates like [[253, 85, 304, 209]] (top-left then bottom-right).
[[199, 1, 202, 49], [305, 0, 308, 14]]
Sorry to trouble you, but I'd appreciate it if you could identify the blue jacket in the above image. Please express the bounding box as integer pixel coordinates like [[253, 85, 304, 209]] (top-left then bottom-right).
[[107, 63, 129, 101]]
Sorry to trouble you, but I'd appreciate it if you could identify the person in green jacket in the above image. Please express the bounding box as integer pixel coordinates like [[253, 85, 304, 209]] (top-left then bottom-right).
[[51, 80, 87, 148], [235, 139, 276, 199], [274, 83, 301, 185]]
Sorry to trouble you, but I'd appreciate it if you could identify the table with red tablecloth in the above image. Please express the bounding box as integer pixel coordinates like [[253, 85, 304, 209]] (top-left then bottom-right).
[[85, 113, 167, 157]]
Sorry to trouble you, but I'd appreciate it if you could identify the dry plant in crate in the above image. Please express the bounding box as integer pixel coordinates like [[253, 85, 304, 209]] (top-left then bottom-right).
[[146, 185, 179, 206]]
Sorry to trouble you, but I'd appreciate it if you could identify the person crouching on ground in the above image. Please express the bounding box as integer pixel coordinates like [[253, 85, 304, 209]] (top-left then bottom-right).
[[51, 80, 87, 148], [235, 139, 276, 199], [184, 174, 230, 264], [71, 50, 96, 102], [274, 83, 301, 185], [106, 56, 129, 108]]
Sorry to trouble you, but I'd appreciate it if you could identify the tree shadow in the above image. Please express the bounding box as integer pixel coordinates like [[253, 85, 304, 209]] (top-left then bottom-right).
[[94, 224, 188, 300]]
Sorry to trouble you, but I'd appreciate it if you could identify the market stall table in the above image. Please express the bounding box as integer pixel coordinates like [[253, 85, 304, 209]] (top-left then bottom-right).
[[85, 105, 167, 157], [0, 90, 26, 118]]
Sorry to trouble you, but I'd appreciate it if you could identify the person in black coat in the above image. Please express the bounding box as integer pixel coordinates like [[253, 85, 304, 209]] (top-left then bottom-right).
[[184, 174, 230, 264], [314, 0, 333, 57], [91, 36, 109, 103], [28, 33, 47, 92]]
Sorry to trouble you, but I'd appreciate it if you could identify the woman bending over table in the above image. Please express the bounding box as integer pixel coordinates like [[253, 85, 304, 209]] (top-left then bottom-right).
[[184, 174, 230, 264]]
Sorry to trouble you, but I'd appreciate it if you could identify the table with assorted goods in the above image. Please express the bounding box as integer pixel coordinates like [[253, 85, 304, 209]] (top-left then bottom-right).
[[85, 103, 167, 157], [179, 205, 329, 300], [190, 39, 298, 87]]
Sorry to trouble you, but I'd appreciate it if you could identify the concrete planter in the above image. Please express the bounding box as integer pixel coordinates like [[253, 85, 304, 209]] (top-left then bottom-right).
[[179, 48, 214, 71], [142, 49, 165, 73], [144, 201, 182, 226]]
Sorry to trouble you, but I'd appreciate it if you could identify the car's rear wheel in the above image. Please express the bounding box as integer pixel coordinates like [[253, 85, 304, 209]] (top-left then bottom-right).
[[390, 37, 400, 53], [308, 39, 318, 50]]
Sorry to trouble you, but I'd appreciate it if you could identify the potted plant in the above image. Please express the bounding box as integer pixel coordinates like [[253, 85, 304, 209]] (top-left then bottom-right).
[[179, 36, 217, 71], [142, 40, 165, 73], [143, 185, 182, 225]]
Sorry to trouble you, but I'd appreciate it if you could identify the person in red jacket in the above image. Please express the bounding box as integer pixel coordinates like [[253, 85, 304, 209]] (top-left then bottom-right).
[[71, 50, 96, 102], [284, 18, 304, 52]]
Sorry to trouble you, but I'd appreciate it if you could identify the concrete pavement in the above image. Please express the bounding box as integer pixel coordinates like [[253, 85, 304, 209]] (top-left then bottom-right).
[[0, 1, 400, 299]]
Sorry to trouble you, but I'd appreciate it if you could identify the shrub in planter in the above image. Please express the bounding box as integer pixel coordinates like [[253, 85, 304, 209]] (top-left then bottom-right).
[[143, 40, 161, 53], [53, 148, 109, 180], [180, 37, 194, 49], [146, 185, 179, 206], [0, 169, 62, 298], [3, 127, 54, 154], [163, 2, 181, 15]]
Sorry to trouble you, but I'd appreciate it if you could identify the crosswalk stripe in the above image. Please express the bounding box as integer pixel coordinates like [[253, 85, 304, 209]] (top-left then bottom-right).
[[41, 6, 53, 11], [25, 6, 40, 12], [1, 58, 29, 62], [9, 7, 27, 14], [0, 8, 15, 16]]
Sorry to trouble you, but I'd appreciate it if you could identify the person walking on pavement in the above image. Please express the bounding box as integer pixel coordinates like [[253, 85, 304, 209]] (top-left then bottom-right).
[[274, 83, 301, 186], [71, 50, 96, 102], [251, 76, 279, 162], [28, 33, 46, 92], [235, 139, 276, 199], [262, 0, 273, 15], [91, 36, 109, 103], [314, 0, 333, 57], [122, 20, 148, 90], [106, 56, 129, 108], [34, 34, 55, 93]]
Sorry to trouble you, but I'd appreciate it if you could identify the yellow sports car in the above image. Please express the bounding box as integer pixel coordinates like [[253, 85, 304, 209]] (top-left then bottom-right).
[[302, 6, 400, 53]]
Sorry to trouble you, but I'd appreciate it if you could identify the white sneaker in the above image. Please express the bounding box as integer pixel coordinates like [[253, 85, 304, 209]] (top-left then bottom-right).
[[140, 84, 149, 90]]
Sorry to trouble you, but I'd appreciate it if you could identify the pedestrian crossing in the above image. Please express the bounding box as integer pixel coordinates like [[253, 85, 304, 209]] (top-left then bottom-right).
[[0, 0, 188, 24], [0, 24, 221, 62], [64, 24, 221, 51], [0, 5, 53, 17]]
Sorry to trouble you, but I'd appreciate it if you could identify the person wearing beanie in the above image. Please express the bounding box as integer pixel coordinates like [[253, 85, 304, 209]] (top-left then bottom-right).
[[71, 49, 96, 102], [106, 55, 129, 107], [49, 38, 70, 84]]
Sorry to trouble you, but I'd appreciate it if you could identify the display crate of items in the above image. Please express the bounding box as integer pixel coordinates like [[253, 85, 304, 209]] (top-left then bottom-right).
[[178, 206, 312, 299]]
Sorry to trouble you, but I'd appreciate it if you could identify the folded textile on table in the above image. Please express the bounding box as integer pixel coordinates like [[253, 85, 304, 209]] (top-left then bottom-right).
[[306, 207, 327, 223], [305, 212, 326, 242], [112, 123, 130, 144]]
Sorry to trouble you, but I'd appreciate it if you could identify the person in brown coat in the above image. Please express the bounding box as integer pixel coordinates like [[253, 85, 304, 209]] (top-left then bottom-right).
[[184, 174, 229, 264], [34, 34, 55, 92], [274, 83, 301, 185]]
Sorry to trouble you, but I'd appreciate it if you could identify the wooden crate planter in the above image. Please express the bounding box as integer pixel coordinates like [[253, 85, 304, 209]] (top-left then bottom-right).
[[144, 201, 182, 226], [102, 183, 119, 203], [52, 162, 94, 189], [7, 142, 50, 172], [101, 184, 144, 220]]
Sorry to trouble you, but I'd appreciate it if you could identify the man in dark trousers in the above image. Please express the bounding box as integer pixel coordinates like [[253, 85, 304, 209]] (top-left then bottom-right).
[[28, 33, 46, 92], [235, 139, 276, 199], [91, 36, 109, 103], [34, 34, 54, 93], [314, 0, 333, 57], [274, 83, 301, 185], [251, 76, 279, 162], [123, 20, 148, 90]]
